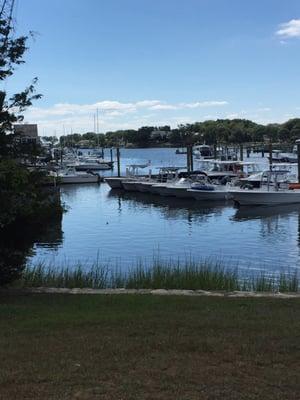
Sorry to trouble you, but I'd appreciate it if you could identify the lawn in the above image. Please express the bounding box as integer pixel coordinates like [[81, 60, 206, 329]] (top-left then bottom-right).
[[0, 294, 299, 399]]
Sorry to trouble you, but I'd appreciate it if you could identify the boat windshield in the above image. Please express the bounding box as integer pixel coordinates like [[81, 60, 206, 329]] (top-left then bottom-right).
[[207, 161, 240, 172]]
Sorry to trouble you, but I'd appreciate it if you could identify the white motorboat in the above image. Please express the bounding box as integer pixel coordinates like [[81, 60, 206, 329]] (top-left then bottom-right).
[[61, 151, 113, 171], [152, 173, 210, 198], [176, 145, 213, 158], [105, 163, 151, 189], [79, 154, 114, 169], [193, 145, 213, 159], [230, 188, 300, 206], [238, 163, 297, 188], [75, 158, 111, 171], [187, 182, 232, 201], [269, 148, 298, 163], [156, 178, 193, 198], [123, 167, 183, 194], [195, 160, 244, 182], [50, 168, 100, 184], [230, 170, 300, 206], [175, 148, 187, 154], [146, 171, 230, 200]]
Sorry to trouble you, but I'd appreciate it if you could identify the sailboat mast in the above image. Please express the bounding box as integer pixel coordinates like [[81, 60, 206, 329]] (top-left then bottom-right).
[[96, 108, 99, 134], [96, 108, 100, 147]]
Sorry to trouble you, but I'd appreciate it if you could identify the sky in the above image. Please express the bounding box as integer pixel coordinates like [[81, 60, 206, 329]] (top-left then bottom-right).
[[6, 0, 300, 136]]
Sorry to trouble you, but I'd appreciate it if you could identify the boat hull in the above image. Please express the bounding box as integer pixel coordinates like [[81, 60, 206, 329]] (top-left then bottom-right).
[[162, 186, 192, 198], [150, 184, 167, 194], [187, 189, 230, 201], [133, 182, 149, 192], [105, 177, 124, 189], [75, 164, 111, 171], [137, 182, 155, 192], [59, 175, 99, 184], [230, 190, 300, 206], [122, 181, 138, 191]]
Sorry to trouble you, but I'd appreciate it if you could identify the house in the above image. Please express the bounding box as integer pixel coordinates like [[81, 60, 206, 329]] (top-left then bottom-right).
[[150, 130, 170, 140], [14, 124, 39, 143]]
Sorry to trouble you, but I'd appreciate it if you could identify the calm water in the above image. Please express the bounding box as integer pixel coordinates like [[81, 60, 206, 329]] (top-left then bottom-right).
[[28, 148, 300, 273]]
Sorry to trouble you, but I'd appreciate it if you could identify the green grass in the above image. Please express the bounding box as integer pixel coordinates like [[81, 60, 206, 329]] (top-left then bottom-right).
[[17, 260, 300, 292], [0, 293, 300, 399]]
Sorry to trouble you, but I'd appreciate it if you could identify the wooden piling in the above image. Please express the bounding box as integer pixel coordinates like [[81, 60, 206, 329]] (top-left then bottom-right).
[[296, 139, 300, 183], [116, 147, 121, 177], [214, 144, 217, 159], [190, 145, 194, 171], [268, 141, 273, 170], [240, 144, 243, 161], [186, 146, 191, 173]]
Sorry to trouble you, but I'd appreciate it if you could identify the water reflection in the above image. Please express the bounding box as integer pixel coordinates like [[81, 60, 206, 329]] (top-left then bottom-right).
[[24, 182, 300, 272], [107, 189, 229, 224], [0, 214, 63, 283], [22, 144, 300, 273], [61, 183, 101, 201], [33, 215, 64, 249], [233, 204, 300, 222], [232, 204, 300, 262]]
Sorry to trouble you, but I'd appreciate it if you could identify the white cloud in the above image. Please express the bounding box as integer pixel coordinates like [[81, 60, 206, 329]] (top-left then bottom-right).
[[276, 19, 300, 39], [22, 98, 229, 135], [135, 100, 161, 108], [148, 100, 228, 111], [226, 113, 240, 119], [257, 107, 271, 112], [25, 99, 228, 120], [181, 101, 228, 108], [150, 104, 179, 110], [202, 115, 217, 120]]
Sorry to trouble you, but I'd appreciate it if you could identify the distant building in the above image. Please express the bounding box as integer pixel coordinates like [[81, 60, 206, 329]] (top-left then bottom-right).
[[14, 124, 39, 142], [77, 139, 92, 147], [150, 130, 170, 140]]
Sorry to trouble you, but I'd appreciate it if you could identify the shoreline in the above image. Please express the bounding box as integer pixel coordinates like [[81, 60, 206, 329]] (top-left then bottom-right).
[[2, 287, 300, 298]]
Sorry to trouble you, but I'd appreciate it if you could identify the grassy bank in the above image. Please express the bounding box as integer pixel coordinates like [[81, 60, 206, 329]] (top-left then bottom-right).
[[0, 293, 299, 399], [18, 261, 300, 292]]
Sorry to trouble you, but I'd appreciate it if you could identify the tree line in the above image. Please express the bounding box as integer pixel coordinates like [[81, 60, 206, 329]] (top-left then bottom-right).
[[49, 118, 300, 148], [0, 8, 63, 285]]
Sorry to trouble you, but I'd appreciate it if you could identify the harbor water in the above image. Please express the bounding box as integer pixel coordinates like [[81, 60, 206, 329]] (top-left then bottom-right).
[[28, 148, 300, 274]]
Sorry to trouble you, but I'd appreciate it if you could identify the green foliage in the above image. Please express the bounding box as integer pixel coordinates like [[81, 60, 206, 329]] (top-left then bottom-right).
[[0, 248, 27, 286], [43, 136, 58, 145], [0, 7, 62, 286], [17, 260, 300, 293], [0, 13, 41, 155], [0, 159, 63, 285], [0, 159, 61, 228], [57, 118, 300, 148]]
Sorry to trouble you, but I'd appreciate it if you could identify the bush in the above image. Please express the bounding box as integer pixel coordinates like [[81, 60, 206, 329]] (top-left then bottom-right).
[[0, 160, 63, 285]]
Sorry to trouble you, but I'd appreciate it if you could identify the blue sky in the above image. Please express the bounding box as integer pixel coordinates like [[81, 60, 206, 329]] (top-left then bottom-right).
[[7, 0, 300, 135]]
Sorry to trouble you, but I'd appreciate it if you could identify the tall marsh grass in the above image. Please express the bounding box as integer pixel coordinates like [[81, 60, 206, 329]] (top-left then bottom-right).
[[18, 258, 300, 293]]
